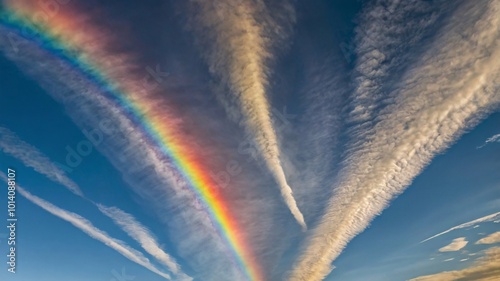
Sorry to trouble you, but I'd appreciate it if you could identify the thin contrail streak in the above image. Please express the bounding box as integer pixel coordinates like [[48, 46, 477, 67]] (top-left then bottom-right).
[[97, 204, 192, 281], [0, 126, 83, 196], [421, 212, 500, 243], [0, 172, 172, 280]]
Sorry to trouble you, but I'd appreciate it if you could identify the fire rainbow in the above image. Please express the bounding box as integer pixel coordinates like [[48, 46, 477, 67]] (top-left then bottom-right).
[[0, 2, 264, 280]]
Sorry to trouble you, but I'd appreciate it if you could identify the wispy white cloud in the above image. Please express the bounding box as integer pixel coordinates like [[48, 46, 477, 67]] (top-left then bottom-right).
[[439, 237, 468, 252], [411, 247, 500, 280], [185, 0, 306, 230], [289, 0, 500, 280], [477, 133, 500, 148], [443, 258, 455, 262], [346, 0, 440, 145], [97, 204, 191, 280], [421, 212, 500, 243], [0, 126, 83, 196], [0, 173, 171, 280], [476, 232, 500, 245]]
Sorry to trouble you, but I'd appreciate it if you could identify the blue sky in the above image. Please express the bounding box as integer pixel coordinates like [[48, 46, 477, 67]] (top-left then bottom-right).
[[0, 0, 499, 281]]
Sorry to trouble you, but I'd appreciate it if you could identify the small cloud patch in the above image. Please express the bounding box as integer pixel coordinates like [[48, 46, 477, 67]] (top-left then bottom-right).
[[476, 232, 500, 245], [439, 237, 468, 252]]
